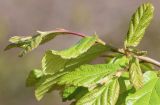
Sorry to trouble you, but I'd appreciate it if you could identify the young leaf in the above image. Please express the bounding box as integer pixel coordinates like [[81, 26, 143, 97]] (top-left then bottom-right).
[[42, 35, 103, 74], [35, 71, 66, 100], [126, 77, 160, 105], [76, 79, 120, 105], [129, 57, 143, 89], [57, 64, 122, 88], [5, 31, 55, 57], [5, 29, 105, 57], [124, 3, 154, 47], [42, 43, 108, 74], [109, 55, 129, 67], [34, 44, 108, 100]]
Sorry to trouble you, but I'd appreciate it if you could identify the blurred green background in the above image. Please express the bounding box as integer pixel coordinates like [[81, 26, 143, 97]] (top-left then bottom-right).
[[0, 0, 160, 105]]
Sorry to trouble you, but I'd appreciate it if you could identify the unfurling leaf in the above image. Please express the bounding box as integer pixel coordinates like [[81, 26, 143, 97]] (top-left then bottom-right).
[[5, 29, 105, 57], [125, 3, 154, 47], [129, 57, 143, 89], [76, 79, 120, 105]]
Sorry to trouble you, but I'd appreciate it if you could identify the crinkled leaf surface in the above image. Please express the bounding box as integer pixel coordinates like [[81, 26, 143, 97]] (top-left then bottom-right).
[[57, 64, 122, 88], [35, 44, 108, 100], [129, 57, 143, 89], [76, 79, 120, 105], [35, 71, 66, 100], [126, 76, 160, 105], [125, 3, 154, 47], [42, 35, 104, 74], [5, 30, 66, 56]]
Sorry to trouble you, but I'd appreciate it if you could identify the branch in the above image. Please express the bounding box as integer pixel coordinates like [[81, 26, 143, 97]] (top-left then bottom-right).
[[64, 31, 86, 38], [58, 29, 160, 68], [136, 56, 160, 68], [104, 46, 160, 68]]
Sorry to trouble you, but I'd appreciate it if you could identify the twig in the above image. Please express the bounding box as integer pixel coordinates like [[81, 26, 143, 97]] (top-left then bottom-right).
[[55, 28, 86, 37], [58, 29, 160, 68], [136, 56, 160, 68], [64, 31, 86, 38], [102, 49, 160, 68]]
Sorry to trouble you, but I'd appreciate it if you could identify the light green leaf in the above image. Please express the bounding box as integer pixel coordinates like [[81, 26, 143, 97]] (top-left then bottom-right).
[[140, 62, 155, 72], [129, 57, 143, 89], [109, 55, 129, 67], [42, 43, 108, 74], [57, 63, 122, 88], [26, 69, 44, 87], [5, 29, 105, 57], [35, 71, 66, 100], [35, 44, 108, 100], [42, 35, 99, 74], [76, 79, 120, 105], [126, 77, 160, 105], [116, 77, 135, 105], [143, 71, 157, 84], [125, 3, 154, 47]]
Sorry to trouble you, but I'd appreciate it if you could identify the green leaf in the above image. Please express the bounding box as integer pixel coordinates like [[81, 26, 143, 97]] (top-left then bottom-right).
[[34, 44, 108, 100], [42, 43, 108, 74], [42, 35, 101, 74], [126, 77, 160, 105], [26, 69, 44, 87], [35, 71, 66, 100], [49, 35, 98, 59], [116, 77, 136, 105], [140, 62, 155, 72], [109, 55, 129, 67], [62, 86, 88, 101], [76, 79, 120, 105], [143, 71, 157, 84], [5, 29, 105, 57], [124, 3, 154, 47], [57, 64, 122, 88], [129, 57, 143, 89]]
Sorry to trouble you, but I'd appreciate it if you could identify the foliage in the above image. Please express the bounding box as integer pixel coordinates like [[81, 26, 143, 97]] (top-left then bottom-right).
[[5, 2, 160, 105]]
